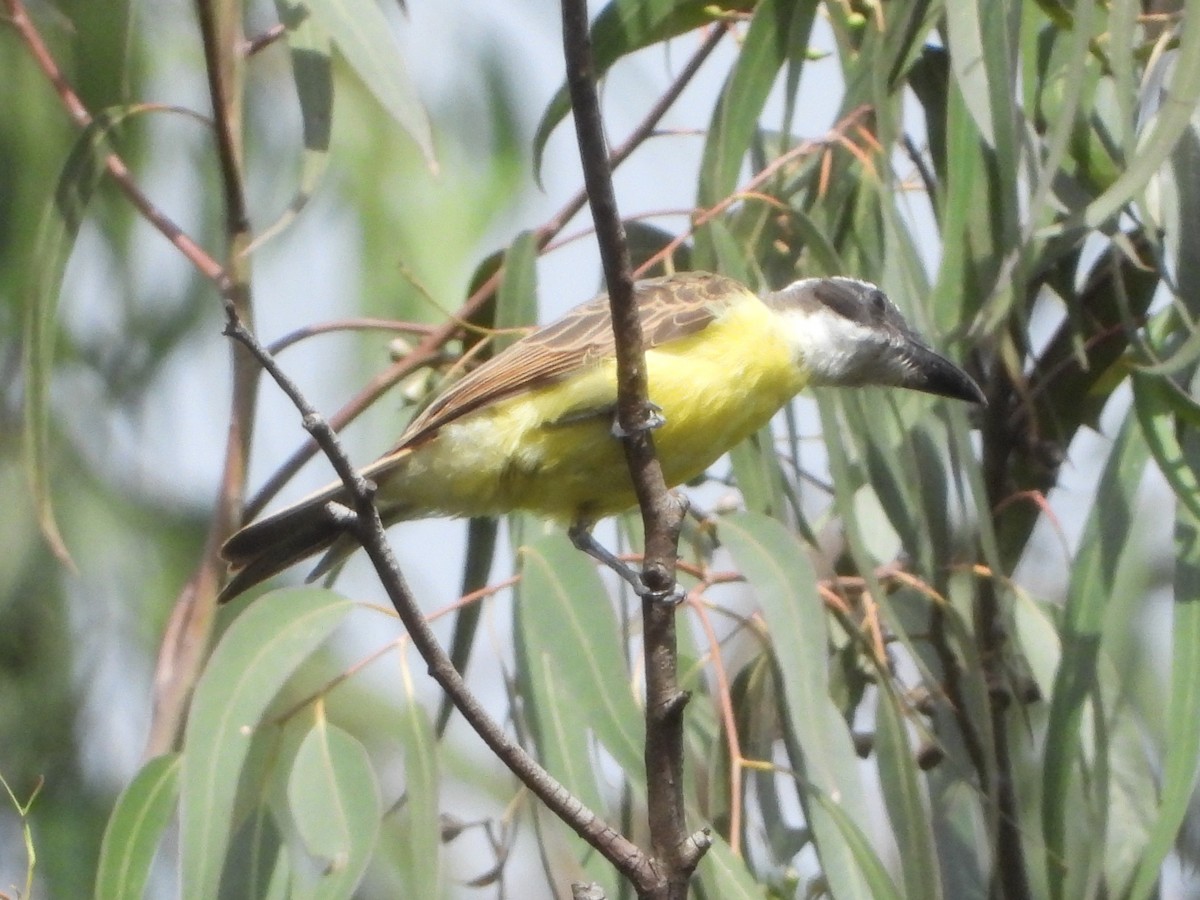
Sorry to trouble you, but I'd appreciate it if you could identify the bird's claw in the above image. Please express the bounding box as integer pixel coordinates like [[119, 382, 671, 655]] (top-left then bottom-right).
[[637, 583, 687, 605], [568, 522, 683, 603], [611, 402, 665, 439]]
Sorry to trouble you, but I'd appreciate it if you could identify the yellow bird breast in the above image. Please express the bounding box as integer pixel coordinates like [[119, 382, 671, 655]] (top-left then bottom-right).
[[383, 299, 807, 523]]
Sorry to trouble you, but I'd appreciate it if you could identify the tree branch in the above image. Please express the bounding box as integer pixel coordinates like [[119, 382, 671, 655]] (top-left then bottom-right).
[[561, 2, 709, 897], [2, 0, 228, 289]]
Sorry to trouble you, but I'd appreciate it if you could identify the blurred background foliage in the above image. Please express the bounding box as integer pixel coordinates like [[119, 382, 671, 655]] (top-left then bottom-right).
[[4, 0, 1200, 897]]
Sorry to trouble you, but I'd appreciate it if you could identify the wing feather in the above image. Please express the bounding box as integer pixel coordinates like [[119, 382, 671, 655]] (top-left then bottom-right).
[[397, 272, 749, 447]]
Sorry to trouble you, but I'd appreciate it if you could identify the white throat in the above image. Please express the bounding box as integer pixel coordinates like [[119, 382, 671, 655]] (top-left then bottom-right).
[[777, 305, 884, 385]]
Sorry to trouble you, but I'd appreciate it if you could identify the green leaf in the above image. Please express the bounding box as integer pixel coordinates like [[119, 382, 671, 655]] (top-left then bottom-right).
[[926, 768, 988, 897], [513, 536, 632, 897], [532, 0, 740, 178], [23, 104, 161, 567], [695, 833, 763, 900], [1126, 503, 1200, 896], [287, 717, 380, 898], [1068, 8, 1200, 232], [248, 0, 335, 254], [515, 534, 644, 779], [438, 515, 498, 736], [808, 787, 903, 900], [875, 683, 942, 900], [94, 754, 181, 900], [495, 230, 539, 352], [943, 0, 1016, 158], [1133, 371, 1200, 524], [393, 701, 442, 899], [720, 511, 878, 898], [180, 588, 354, 900], [1041, 419, 1148, 898], [305, 0, 434, 168], [698, 0, 819, 209], [728, 426, 798, 525]]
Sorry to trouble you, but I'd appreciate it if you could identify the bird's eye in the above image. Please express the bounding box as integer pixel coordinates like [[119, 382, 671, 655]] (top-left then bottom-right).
[[868, 290, 888, 316]]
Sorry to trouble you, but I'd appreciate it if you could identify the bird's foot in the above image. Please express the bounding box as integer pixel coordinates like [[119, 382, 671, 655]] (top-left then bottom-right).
[[567, 523, 684, 604], [610, 401, 665, 439]]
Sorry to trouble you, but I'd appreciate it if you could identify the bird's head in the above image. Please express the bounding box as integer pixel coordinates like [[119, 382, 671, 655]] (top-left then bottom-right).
[[765, 277, 985, 405]]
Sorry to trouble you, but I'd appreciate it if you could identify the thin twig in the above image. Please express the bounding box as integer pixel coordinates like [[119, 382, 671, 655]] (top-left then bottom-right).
[[2, 0, 228, 290], [689, 590, 745, 856], [267, 318, 439, 355], [635, 105, 874, 279], [244, 23, 286, 57]]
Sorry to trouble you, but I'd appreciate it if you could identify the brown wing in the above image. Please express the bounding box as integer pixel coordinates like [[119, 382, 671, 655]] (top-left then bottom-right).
[[397, 271, 750, 447]]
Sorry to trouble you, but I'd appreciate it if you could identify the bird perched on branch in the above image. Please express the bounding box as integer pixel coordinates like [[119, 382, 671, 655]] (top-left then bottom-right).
[[220, 271, 983, 602]]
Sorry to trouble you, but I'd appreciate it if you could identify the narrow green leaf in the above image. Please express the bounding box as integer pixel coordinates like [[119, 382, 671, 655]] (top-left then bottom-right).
[[1101, 671, 1159, 895], [513, 536, 627, 898], [1042, 419, 1148, 898], [437, 515, 497, 736], [180, 588, 354, 900], [926, 768, 988, 897], [94, 754, 181, 900], [720, 512, 877, 898], [23, 105, 161, 567], [1023, 0, 1097, 232], [532, 0, 738, 178], [808, 787, 904, 900], [874, 683, 942, 900], [262, 851, 293, 900], [1072, 11, 1200, 232], [305, 0, 434, 168], [844, 397, 925, 562], [695, 834, 763, 900], [248, 0, 335, 254], [1133, 371, 1200, 524], [515, 534, 643, 777], [393, 701, 442, 899], [944, 0, 1017, 165], [1126, 506, 1200, 896], [728, 426, 797, 525], [1011, 589, 1062, 704], [929, 73, 987, 330], [697, 0, 819, 208], [287, 718, 380, 899], [495, 230, 539, 352]]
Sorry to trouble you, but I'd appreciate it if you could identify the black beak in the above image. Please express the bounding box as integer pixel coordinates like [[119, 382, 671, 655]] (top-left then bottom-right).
[[902, 343, 987, 405]]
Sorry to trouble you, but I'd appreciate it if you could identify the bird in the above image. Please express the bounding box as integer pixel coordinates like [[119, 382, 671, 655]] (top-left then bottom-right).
[[219, 271, 984, 602]]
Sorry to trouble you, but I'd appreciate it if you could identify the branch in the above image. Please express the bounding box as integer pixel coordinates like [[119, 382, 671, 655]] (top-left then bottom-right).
[[561, 2, 708, 898], [2, 0, 228, 289], [220, 305, 659, 888]]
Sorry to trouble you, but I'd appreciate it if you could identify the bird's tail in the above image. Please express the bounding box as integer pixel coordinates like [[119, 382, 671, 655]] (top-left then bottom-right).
[[219, 449, 418, 603], [218, 483, 354, 603]]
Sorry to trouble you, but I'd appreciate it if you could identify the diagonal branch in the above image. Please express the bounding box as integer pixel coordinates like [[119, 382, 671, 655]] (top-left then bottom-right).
[[221, 305, 660, 889], [3, 0, 228, 290]]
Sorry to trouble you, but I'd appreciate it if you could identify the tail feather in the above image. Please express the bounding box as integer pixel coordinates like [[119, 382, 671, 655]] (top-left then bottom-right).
[[218, 485, 347, 603]]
